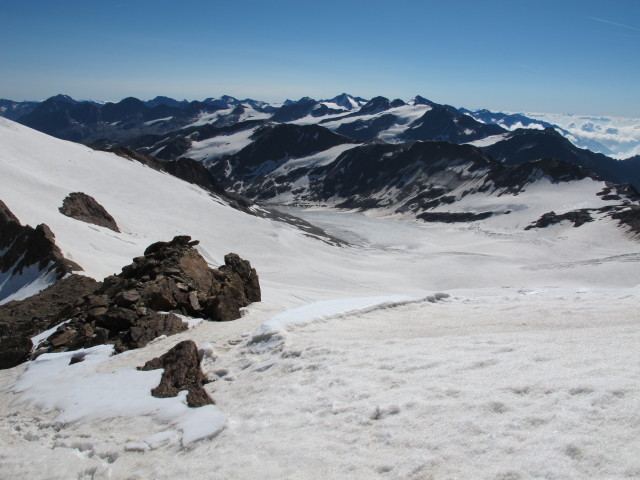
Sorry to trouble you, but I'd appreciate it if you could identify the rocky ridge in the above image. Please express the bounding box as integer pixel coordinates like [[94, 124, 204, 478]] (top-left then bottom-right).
[[0, 235, 260, 368], [0, 200, 82, 303]]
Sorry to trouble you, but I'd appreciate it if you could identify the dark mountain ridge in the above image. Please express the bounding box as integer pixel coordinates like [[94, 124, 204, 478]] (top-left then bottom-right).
[[401, 105, 507, 143], [482, 128, 640, 190], [3, 92, 639, 193], [207, 123, 356, 193]]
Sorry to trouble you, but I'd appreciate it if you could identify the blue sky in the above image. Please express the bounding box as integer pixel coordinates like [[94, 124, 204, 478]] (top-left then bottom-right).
[[1, 0, 639, 116]]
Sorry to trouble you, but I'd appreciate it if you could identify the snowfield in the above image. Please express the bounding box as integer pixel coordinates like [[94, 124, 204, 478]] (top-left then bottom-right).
[[1, 118, 640, 479]]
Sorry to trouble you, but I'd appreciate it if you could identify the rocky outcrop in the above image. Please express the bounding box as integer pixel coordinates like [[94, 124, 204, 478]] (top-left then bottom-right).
[[1, 200, 82, 303], [525, 210, 595, 230], [610, 206, 640, 236], [59, 192, 120, 232], [417, 211, 494, 223], [0, 274, 101, 368], [525, 204, 640, 235], [111, 236, 260, 322], [138, 340, 213, 407], [29, 235, 260, 358]]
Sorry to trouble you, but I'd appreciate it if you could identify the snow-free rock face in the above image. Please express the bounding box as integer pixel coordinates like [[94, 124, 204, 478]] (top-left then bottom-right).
[[138, 339, 213, 407], [0, 200, 82, 303], [31, 235, 261, 358], [59, 192, 120, 232]]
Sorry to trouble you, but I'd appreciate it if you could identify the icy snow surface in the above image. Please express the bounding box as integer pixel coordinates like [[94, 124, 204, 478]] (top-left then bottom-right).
[[186, 125, 258, 161], [466, 133, 509, 147], [12, 345, 227, 447], [1, 118, 640, 478]]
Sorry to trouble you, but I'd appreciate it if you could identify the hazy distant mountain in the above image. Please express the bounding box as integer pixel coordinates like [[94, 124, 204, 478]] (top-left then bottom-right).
[[0, 99, 39, 120]]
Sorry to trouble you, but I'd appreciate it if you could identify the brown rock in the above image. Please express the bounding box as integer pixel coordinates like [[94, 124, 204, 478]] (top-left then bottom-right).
[[188, 291, 201, 312], [0, 336, 32, 369], [178, 250, 214, 291], [48, 325, 78, 348], [142, 278, 181, 311], [59, 192, 120, 232], [127, 312, 188, 349], [95, 307, 139, 332], [222, 253, 261, 303], [204, 253, 261, 321], [89, 306, 108, 317], [87, 294, 109, 308], [138, 340, 213, 407], [115, 290, 141, 307]]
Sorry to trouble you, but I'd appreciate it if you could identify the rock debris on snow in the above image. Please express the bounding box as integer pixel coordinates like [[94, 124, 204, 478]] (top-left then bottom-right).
[[138, 340, 214, 407]]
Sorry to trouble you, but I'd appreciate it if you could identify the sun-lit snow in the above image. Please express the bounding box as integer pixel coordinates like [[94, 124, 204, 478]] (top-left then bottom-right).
[[466, 132, 509, 147], [186, 125, 258, 161], [186, 105, 272, 128], [319, 104, 431, 135], [13, 344, 227, 447], [270, 143, 360, 173], [143, 116, 173, 126], [1, 117, 640, 479]]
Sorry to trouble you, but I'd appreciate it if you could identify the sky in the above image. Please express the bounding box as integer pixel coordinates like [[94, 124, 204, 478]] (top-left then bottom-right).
[[1, 0, 639, 116]]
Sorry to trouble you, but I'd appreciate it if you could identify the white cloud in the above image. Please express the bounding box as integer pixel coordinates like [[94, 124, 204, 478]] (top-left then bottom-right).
[[525, 112, 640, 159]]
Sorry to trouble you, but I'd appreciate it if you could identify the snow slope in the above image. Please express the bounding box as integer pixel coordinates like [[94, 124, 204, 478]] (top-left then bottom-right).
[[1, 117, 640, 479]]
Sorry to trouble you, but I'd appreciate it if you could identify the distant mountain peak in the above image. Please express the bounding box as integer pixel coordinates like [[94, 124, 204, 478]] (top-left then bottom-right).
[[46, 94, 78, 104], [323, 93, 366, 110], [411, 95, 436, 106]]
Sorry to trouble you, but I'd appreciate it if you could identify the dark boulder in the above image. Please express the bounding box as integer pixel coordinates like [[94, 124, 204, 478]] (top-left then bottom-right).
[[59, 192, 120, 232], [0, 336, 33, 370], [138, 340, 213, 407], [206, 253, 261, 321]]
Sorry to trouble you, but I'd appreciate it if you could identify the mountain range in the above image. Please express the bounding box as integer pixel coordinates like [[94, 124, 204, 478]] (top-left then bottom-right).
[[1, 89, 640, 478], [2, 94, 639, 200]]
